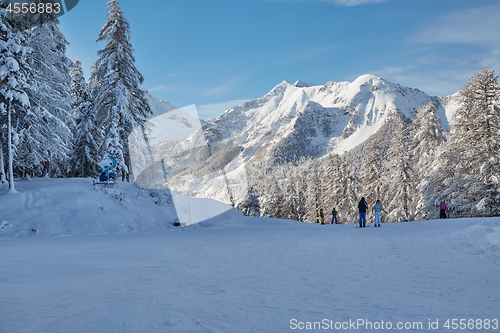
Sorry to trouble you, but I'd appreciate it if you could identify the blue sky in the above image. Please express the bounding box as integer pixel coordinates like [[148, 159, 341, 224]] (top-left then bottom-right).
[[59, 0, 500, 118]]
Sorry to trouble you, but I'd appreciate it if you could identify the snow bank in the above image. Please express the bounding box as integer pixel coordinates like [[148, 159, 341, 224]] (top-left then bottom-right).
[[0, 178, 238, 238], [460, 219, 500, 258]]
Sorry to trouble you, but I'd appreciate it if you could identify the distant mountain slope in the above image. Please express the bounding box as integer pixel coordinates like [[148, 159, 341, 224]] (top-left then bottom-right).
[[203, 74, 453, 159], [145, 90, 211, 127], [150, 75, 460, 205], [144, 90, 178, 118]]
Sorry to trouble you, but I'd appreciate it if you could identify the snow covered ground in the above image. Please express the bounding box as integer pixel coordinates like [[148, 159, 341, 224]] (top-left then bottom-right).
[[1, 179, 499, 332]]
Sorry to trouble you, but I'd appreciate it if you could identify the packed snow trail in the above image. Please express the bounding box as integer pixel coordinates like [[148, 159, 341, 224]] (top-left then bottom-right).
[[1, 215, 499, 332]]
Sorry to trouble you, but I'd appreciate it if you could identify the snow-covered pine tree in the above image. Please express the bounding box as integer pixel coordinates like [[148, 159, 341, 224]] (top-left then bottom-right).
[[239, 184, 260, 217], [362, 139, 384, 206], [282, 171, 299, 221], [322, 153, 341, 220], [69, 59, 89, 118], [295, 161, 308, 222], [104, 107, 127, 175], [305, 159, 322, 223], [23, 19, 73, 177], [409, 101, 445, 219], [336, 156, 359, 224], [384, 113, 414, 222], [267, 179, 284, 219], [0, 3, 30, 190], [70, 59, 100, 177], [239, 161, 263, 216], [90, 0, 152, 181], [421, 143, 460, 219], [441, 68, 500, 216]]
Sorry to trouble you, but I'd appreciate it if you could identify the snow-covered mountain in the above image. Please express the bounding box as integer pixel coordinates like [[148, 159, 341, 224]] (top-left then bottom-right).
[[149, 75, 460, 205], [144, 90, 211, 128], [144, 90, 178, 118], [203, 74, 457, 157]]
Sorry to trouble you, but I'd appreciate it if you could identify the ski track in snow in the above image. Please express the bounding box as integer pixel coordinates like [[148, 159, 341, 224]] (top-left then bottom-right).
[[1, 216, 499, 332]]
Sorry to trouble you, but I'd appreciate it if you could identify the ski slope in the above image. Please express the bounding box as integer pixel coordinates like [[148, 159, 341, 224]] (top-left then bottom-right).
[[1, 179, 499, 332]]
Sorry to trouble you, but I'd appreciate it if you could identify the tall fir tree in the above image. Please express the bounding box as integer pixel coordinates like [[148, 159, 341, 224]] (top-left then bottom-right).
[[383, 114, 414, 222], [295, 164, 308, 222], [305, 159, 322, 223], [421, 144, 460, 219], [282, 171, 299, 221], [70, 59, 100, 177], [409, 101, 445, 219], [267, 179, 284, 219], [0, 2, 31, 190], [90, 0, 152, 181], [362, 140, 384, 205], [239, 184, 260, 217], [23, 19, 73, 177], [435, 68, 500, 216], [322, 153, 342, 219], [336, 156, 359, 224]]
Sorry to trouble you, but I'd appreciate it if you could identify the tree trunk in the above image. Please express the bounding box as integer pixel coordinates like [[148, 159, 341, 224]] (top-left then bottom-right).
[[0, 140, 6, 183], [8, 103, 16, 192]]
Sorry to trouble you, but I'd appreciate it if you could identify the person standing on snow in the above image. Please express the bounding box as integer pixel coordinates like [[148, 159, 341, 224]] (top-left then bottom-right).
[[358, 197, 368, 227], [331, 207, 338, 224], [320, 208, 325, 224], [436, 200, 448, 219], [371, 200, 387, 227]]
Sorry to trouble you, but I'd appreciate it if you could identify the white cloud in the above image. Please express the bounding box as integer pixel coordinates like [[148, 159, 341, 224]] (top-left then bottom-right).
[[361, 4, 500, 97], [412, 4, 500, 48], [411, 4, 500, 71]]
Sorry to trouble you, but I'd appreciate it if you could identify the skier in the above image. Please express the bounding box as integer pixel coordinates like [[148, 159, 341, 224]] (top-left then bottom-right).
[[436, 200, 448, 219], [371, 200, 387, 227], [320, 208, 325, 224], [331, 207, 338, 224], [358, 197, 368, 227]]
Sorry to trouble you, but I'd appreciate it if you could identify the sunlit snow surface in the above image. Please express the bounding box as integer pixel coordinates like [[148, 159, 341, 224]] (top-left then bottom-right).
[[1, 179, 499, 332]]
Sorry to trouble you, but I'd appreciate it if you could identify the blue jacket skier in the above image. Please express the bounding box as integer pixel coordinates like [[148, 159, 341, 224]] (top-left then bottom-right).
[[331, 208, 338, 224], [371, 200, 387, 227], [358, 197, 368, 227]]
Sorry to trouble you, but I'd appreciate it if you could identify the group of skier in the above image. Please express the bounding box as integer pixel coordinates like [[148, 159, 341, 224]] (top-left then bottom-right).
[[357, 197, 387, 227], [319, 207, 338, 224], [319, 198, 450, 226], [318, 197, 387, 227]]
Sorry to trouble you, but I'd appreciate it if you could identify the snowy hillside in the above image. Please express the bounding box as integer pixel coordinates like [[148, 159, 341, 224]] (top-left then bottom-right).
[[1, 179, 499, 332], [151, 74, 459, 205], [0, 178, 235, 238]]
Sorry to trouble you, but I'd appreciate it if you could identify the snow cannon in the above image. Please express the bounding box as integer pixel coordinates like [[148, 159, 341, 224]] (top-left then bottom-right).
[[93, 157, 117, 181], [93, 157, 117, 175]]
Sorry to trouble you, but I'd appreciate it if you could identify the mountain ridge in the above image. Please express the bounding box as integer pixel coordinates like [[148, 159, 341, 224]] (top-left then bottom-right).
[[148, 74, 460, 205], [202, 74, 455, 158]]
